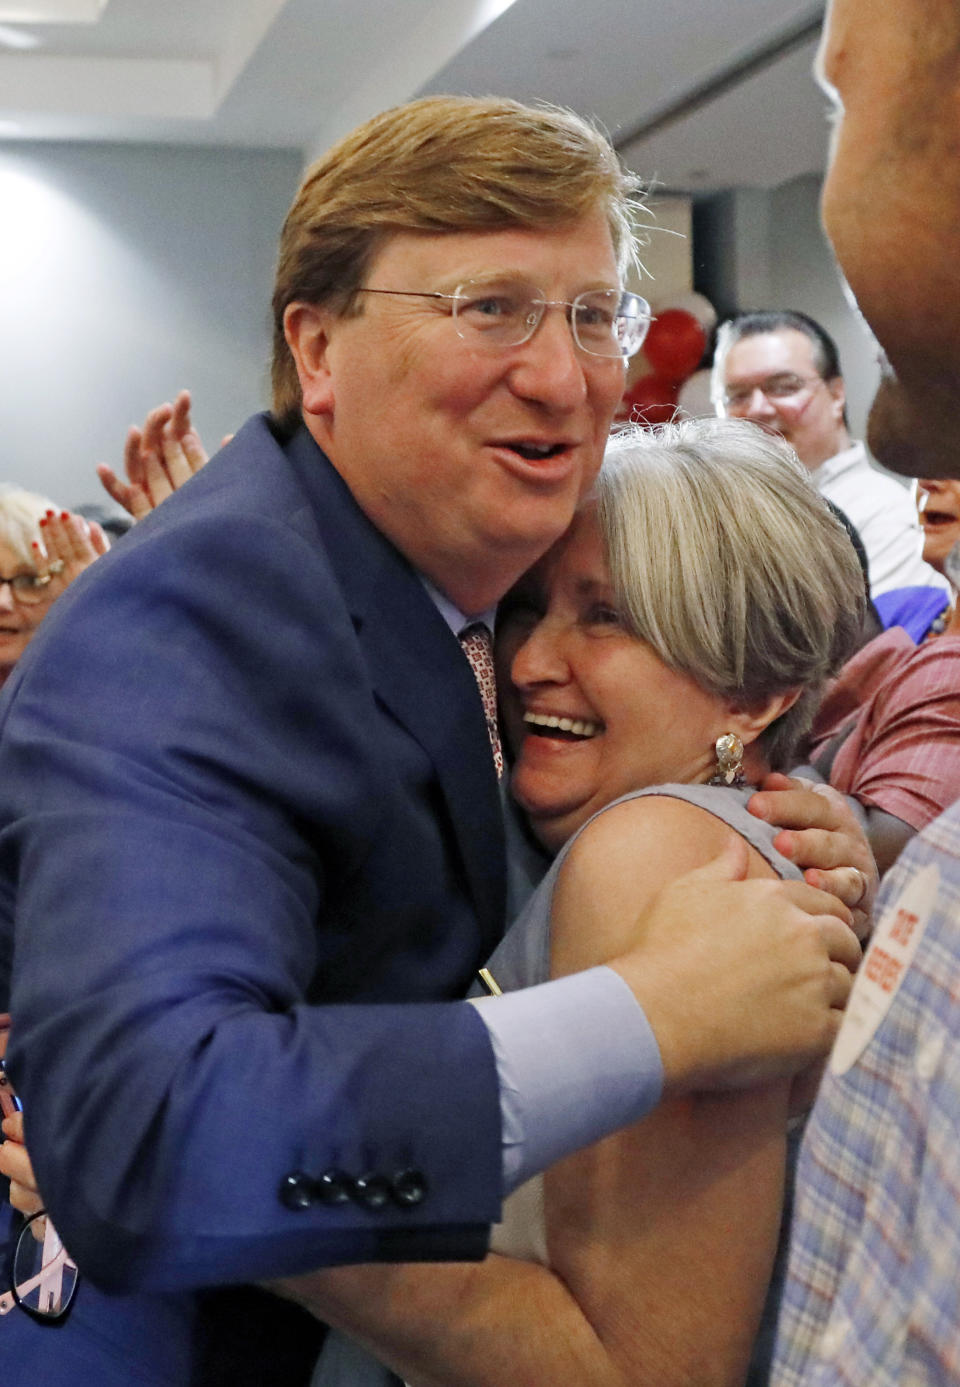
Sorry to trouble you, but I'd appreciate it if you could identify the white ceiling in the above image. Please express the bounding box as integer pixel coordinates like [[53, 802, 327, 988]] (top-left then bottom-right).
[[0, 0, 831, 194]]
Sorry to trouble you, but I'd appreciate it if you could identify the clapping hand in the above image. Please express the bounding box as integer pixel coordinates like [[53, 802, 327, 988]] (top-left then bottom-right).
[[97, 389, 209, 521], [29, 510, 109, 614]]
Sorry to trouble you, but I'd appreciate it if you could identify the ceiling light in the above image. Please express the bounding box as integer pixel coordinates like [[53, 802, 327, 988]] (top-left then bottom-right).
[[0, 2, 108, 22], [474, 0, 518, 25], [0, 23, 39, 47]]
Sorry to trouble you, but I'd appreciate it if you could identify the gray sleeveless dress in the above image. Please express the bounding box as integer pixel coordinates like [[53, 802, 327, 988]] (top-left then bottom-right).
[[311, 783, 801, 1386]]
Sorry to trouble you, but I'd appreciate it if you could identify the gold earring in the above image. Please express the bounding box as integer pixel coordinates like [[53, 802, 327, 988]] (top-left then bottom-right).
[[709, 733, 744, 787]]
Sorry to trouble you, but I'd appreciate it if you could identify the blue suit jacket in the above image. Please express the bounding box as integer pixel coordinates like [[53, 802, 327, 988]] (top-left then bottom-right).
[[0, 416, 507, 1383]]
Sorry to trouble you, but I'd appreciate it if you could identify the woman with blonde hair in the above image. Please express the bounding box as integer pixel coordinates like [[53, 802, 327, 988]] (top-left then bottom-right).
[[0, 488, 107, 690]]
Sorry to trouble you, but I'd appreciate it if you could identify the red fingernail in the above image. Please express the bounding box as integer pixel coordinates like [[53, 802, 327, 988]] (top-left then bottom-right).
[[61, 512, 70, 521], [38, 517, 47, 527]]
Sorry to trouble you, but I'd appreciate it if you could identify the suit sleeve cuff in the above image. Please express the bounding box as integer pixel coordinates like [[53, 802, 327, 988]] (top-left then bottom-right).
[[469, 965, 663, 1193]]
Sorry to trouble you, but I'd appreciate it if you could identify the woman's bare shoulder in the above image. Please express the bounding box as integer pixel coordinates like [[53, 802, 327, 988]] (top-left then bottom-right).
[[551, 793, 773, 974], [560, 793, 742, 901]]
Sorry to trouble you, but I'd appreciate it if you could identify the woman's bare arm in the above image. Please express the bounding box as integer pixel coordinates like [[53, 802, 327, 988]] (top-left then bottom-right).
[[273, 1254, 626, 1387], [543, 795, 791, 1386]]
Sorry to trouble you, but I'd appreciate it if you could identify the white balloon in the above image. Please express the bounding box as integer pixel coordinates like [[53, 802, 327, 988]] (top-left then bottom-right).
[[677, 368, 716, 419], [655, 291, 718, 332]]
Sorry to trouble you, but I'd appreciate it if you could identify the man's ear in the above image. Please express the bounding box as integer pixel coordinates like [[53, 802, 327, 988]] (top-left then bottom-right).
[[724, 688, 802, 746], [284, 302, 335, 418], [826, 373, 847, 424]]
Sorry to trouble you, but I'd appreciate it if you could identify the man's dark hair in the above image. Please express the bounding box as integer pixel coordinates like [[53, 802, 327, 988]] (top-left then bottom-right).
[[718, 309, 843, 381], [713, 309, 848, 427]]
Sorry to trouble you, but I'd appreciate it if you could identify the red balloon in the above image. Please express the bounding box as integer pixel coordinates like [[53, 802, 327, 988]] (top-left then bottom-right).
[[620, 373, 679, 425], [643, 308, 707, 382]]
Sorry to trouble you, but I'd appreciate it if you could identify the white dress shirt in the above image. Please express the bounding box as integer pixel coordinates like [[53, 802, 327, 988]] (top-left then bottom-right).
[[812, 441, 950, 599]]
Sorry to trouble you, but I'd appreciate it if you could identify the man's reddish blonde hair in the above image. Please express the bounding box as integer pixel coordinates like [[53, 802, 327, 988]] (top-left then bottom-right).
[[271, 94, 642, 433]]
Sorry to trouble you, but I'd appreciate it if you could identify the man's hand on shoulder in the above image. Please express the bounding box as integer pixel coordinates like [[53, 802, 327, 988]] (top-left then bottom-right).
[[748, 772, 878, 940], [607, 838, 861, 1097]]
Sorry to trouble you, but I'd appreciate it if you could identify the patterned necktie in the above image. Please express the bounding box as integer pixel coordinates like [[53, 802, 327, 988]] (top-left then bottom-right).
[[458, 623, 504, 779]]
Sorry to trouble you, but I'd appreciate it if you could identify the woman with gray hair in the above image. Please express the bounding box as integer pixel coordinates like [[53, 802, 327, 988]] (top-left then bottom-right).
[[271, 416, 865, 1387], [0, 488, 107, 691]]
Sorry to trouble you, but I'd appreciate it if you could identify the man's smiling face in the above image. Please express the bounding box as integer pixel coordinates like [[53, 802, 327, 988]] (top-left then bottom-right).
[[719, 328, 847, 470], [294, 213, 628, 613]]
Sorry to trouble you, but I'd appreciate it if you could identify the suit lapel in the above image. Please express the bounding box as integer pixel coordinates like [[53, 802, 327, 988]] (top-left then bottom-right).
[[286, 429, 507, 955], [361, 583, 507, 955]]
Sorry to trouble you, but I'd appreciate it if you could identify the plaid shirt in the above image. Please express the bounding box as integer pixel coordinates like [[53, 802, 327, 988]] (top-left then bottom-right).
[[773, 800, 960, 1385]]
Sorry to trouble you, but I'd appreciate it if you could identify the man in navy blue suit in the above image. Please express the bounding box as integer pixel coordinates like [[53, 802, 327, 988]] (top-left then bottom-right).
[[0, 95, 866, 1384]]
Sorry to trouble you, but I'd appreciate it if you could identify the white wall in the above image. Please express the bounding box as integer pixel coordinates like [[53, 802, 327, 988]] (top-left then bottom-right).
[[694, 173, 882, 443], [767, 174, 881, 445], [628, 195, 693, 304], [0, 142, 303, 508]]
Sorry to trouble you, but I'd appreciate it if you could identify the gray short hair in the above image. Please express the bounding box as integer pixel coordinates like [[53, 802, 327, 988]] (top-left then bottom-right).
[[594, 418, 864, 769], [0, 486, 55, 567]]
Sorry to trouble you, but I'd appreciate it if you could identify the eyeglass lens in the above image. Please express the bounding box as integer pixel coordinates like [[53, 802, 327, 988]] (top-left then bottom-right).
[[451, 280, 649, 358], [10, 1212, 79, 1320], [0, 574, 48, 605], [725, 374, 821, 408]]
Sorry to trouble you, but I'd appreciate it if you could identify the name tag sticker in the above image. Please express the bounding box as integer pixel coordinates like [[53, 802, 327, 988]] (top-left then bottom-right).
[[830, 863, 940, 1076]]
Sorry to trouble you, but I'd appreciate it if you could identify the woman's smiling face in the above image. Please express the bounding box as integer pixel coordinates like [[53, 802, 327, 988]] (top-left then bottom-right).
[[0, 538, 44, 683], [917, 477, 960, 575], [496, 507, 730, 853]]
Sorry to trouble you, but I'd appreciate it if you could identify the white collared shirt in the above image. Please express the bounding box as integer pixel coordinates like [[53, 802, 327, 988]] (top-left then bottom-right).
[[811, 441, 950, 599]]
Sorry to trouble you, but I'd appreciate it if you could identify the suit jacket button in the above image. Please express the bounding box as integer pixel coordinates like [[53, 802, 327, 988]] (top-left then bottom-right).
[[353, 1172, 391, 1210], [315, 1168, 353, 1205], [391, 1168, 427, 1208], [279, 1171, 314, 1211]]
